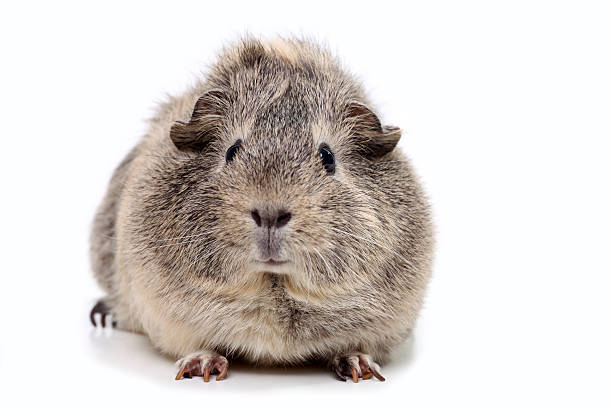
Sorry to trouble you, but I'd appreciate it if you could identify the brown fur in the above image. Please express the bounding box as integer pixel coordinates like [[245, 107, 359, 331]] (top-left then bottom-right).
[[90, 37, 434, 369]]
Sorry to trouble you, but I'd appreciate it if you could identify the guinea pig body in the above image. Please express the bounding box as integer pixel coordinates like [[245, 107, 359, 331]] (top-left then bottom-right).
[[90, 38, 434, 382]]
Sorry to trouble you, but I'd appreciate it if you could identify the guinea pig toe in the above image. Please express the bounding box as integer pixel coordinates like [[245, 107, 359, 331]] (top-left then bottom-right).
[[205, 356, 229, 382], [89, 299, 117, 328], [175, 351, 229, 382], [331, 353, 385, 383]]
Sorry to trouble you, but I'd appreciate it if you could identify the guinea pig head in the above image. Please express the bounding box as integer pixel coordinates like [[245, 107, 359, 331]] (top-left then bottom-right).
[[163, 82, 402, 293]]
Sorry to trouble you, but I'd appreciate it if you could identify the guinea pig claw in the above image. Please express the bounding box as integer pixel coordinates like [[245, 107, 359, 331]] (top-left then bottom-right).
[[334, 367, 347, 382], [175, 366, 188, 381], [372, 368, 386, 382], [351, 367, 359, 383], [215, 363, 228, 381], [203, 366, 211, 382]]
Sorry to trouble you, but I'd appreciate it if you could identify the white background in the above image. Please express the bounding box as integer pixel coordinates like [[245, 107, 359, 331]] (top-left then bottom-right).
[[1, 1, 611, 406]]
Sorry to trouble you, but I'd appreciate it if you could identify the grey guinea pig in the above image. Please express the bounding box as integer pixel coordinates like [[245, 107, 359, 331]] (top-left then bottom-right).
[[89, 37, 434, 383]]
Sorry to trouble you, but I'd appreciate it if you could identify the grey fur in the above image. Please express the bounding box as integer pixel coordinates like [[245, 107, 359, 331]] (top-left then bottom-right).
[[90, 37, 434, 375]]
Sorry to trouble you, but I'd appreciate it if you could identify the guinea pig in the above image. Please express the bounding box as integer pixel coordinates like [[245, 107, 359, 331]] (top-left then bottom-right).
[[89, 37, 434, 383]]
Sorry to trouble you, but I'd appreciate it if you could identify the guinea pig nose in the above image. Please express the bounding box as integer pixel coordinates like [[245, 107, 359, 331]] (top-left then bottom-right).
[[251, 209, 291, 229], [275, 211, 292, 228], [251, 210, 262, 227]]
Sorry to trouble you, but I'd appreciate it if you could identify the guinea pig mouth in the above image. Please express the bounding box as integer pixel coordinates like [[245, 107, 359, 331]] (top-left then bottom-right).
[[259, 259, 289, 266], [251, 258, 292, 274]]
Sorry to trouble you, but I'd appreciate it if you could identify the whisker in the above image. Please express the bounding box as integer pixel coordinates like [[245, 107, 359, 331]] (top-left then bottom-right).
[[302, 248, 315, 295], [330, 226, 414, 268], [327, 249, 362, 281], [312, 247, 333, 278]]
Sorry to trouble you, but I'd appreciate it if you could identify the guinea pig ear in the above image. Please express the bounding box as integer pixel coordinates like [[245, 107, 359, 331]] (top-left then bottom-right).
[[169, 89, 228, 152], [343, 102, 401, 158]]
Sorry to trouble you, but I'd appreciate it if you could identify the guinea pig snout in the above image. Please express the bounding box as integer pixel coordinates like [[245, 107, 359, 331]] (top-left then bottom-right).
[[250, 207, 291, 260]]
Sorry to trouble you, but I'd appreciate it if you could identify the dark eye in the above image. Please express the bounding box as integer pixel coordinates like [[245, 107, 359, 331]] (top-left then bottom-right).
[[225, 139, 242, 163], [319, 144, 335, 174]]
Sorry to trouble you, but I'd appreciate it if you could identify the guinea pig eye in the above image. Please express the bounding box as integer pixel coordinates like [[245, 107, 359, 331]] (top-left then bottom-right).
[[225, 139, 242, 163], [319, 144, 335, 174]]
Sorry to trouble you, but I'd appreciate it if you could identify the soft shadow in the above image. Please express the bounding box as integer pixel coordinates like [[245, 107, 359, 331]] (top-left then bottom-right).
[[88, 327, 177, 388]]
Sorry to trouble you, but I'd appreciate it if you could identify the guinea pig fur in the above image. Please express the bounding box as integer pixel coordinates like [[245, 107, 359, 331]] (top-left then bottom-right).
[[89, 37, 434, 383]]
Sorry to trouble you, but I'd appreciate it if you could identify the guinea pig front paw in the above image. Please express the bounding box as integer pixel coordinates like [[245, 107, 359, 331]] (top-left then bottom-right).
[[331, 353, 385, 383], [89, 299, 116, 328], [175, 351, 229, 382]]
